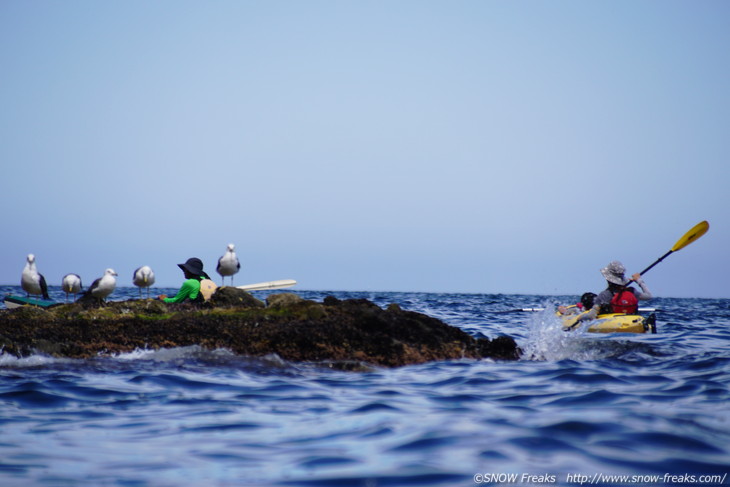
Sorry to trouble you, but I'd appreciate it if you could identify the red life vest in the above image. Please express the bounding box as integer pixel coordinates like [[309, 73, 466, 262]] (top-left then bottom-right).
[[610, 289, 638, 314]]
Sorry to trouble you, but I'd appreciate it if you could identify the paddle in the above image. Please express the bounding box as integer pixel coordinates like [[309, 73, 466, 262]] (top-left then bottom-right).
[[236, 279, 297, 291], [628, 220, 709, 285]]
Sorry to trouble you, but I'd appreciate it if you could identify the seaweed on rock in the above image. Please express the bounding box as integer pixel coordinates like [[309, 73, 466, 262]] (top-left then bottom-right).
[[0, 289, 520, 367]]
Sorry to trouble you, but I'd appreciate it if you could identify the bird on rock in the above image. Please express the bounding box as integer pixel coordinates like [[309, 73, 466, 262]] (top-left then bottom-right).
[[217, 243, 240, 286], [133, 265, 155, 298], [85, 268, 118, 301], [61, 273, 83, 302], [21, 254, 50, 300]]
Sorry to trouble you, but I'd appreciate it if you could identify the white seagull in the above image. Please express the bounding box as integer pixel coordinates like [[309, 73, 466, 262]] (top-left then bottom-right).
[[85, 268, 118, 301], [21, 254, 50, 300], [216, 243, 240, 286], [61, 273, 83, 302], [133, 265, 155, 298]]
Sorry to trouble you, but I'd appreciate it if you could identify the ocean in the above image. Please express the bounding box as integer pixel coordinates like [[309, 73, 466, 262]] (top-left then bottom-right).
[[1, 286, 728, 486]]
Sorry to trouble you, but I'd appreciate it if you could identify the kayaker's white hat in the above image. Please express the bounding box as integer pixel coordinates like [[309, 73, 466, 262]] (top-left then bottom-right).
[[601, 261, 629, 285]]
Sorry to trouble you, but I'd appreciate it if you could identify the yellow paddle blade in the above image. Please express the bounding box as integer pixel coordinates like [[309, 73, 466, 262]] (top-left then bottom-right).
[[671, 221, 709, 252]]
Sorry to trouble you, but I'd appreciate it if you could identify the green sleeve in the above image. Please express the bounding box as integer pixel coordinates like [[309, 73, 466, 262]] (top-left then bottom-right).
[[163, 278, 200, 303]]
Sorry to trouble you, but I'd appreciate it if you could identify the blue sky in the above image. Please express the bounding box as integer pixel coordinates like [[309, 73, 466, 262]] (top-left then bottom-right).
[[1, 1, 728, 298]]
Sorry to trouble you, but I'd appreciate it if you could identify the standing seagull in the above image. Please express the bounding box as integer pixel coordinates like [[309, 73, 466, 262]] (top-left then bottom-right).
[[133, 265, 155, 298], [21, 254, 50, 300], [216, 243, 240, 286], [85, 268, 118, 301], [61, 273, 83, 303]]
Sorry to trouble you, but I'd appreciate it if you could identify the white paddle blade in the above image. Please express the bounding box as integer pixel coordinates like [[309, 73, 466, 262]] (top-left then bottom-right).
[[236, 279, 297, 291]]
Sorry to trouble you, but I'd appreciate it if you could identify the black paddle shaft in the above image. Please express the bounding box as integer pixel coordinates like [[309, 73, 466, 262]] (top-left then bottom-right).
[[623, 250, 673, 289], [637, 250, 674, 278]]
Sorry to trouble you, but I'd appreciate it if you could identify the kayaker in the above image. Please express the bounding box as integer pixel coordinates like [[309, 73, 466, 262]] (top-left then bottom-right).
[[558, 292, 596, 315], [573, 261, 652, 322], [158, 257, 212, 304]]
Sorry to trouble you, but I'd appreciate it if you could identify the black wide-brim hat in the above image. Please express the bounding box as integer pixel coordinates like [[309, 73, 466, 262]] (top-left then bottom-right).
[[178, 257, 206, 277]]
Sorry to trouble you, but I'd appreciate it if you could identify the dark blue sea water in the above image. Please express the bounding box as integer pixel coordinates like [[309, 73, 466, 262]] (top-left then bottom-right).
[[1, 286, 729, 486]]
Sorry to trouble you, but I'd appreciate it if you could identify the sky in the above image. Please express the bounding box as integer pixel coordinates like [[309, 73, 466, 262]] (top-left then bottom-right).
[[1, 1, 728, 298]]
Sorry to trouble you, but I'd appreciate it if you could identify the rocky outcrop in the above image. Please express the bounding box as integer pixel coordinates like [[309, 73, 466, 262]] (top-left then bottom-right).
[[0, 290, 521, 367]]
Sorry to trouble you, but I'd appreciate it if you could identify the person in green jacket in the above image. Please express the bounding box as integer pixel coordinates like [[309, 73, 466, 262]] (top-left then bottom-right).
[[158, 257, 211, 304]]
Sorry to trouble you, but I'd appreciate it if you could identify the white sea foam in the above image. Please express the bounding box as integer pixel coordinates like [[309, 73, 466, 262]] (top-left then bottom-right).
[[111, 345, 236, 362], [0, 351, 70, 368]]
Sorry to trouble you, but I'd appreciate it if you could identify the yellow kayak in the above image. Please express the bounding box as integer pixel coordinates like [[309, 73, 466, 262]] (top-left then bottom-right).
[[561, 310, 657, 334]]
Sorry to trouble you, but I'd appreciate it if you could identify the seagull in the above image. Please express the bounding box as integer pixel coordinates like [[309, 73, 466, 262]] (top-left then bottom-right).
[[85, 268, 118, 301], [216, 243, 240, 286], [133, 265, 155, 298], [61, 273, 83, 302], [21, 254, 50, 300]]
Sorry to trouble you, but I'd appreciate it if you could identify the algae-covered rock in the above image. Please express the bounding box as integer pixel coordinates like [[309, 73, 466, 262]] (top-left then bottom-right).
[[266, 293, 304, 309], [209, 287, 265, 308], [0, 294, 520, 367]]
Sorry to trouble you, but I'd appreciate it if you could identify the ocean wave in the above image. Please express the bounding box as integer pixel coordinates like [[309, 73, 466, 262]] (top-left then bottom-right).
[[0, 290, 728, 486]]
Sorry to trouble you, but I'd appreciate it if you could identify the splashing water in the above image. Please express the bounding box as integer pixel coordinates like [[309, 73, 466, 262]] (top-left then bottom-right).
[[521, 303, 578, 361], [520, 304, 651, 362]]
